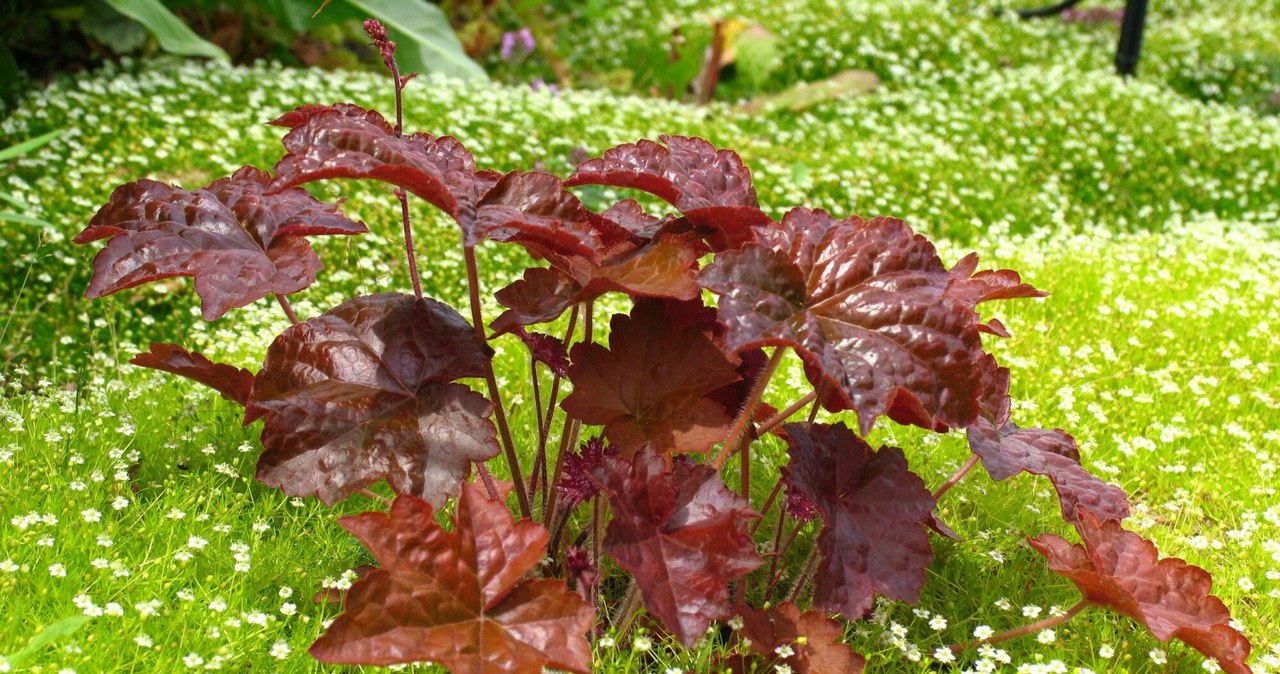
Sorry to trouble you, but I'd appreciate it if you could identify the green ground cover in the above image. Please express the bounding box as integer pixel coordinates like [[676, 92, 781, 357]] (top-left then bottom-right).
[[2, 2, 1280, 672]]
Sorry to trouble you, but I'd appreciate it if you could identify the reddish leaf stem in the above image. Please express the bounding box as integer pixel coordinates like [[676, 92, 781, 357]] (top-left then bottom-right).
[[463, 242, 531, 519], [762, 500, 787, 593], [475, 462, 502, 502], [750, 480, 784, 535], [357, 488, 389, 506], [528, 356, 546, 498], [785, 545, 818, 603], [536, 304, 578, 510], [396, 189, 423, 300], [712, 347, 786, 470], [756, 390, 818, 437], [767, 521, 808, 596], [949, 599, 1090, 653], [274, 293, 300, 325], [934, 454, 980, 501], [807, 380, 826, 425]]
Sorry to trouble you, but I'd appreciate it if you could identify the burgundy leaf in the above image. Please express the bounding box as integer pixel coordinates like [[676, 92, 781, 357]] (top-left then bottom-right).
[[131, 342, 254, 406], [270, 103, 501, 227], [512, 327, 570, 377], [564, 547, 600, 605], [783, 422, 936, 619], [553, 436, 614, 509], [490, 234, 701, 335], [74, 166, 367, 321], [594, 447, 761, 646], [967, 417, 1130, 524], [565, 135, 773, 250], [701, 208, 1036, 435], [245, 292, 499, 506], [1029, 514, 1252, 674], [722, 602, 866, 674], [473, 171, 605, 259], [561, 301, 741, 456], [312, 486, 594, 673]]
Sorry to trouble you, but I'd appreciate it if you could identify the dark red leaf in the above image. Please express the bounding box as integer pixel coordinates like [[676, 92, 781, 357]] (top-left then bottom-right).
[[473, 171, 605, 259], [130, 342, 254, 406], [967, 417, 1130, 523], [564, 547, 599, 605], [594, 448, 761, 646], [561, 301, 741, 456], [312, 486, 594, 673], [245, 292, 499, 506], [722, 602, 866, 674], [491, 234, 701, 335], [1029, 514, 1252, 674], [74, 166, 366, 321], [701, 209, 1035, 435], [782, 422, 936, 619], [565, 135, 773, 250], [270, 103, 501, 230], [553, 436, 614, 509], [512, 327, 570, 377]]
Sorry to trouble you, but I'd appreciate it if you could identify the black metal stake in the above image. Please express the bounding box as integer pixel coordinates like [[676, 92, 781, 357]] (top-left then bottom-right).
[[1116, 0, 1150, 77]]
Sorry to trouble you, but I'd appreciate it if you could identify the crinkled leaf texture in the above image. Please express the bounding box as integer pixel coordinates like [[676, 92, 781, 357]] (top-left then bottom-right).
[[73, 166, 367, 320], [594, 447, 761, 646], [783, 422, 936, 620], [245, 292, 499, 506], [131, 343, 254, 406], [967, 417, 1129, 524], [1029, 514, 1252, 674], [565, 135, 773, 250], [722, 602, 866, 674], [561, 300, 741, 456], [700, 209, 1041, 435], [312, 486, 594, 674]]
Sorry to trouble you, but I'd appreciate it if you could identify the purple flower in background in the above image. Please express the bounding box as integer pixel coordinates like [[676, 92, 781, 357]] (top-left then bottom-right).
[[500, 27, 537, 61], [531, 78, 559, 95]]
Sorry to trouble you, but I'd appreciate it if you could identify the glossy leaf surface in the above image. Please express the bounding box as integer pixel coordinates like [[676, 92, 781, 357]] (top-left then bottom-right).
[[562, 301, 741, 456], [565, 135, 772, 249], [722, 602, 866, 674], [131, 342, 253, 406], [594, 447, 761, 646], [312, 486, 594, 673], [701, 209, 1036, 435], [783, 422, 936, 619], [246, 293, 498, 506], [74, 166, 366, 320], [967, 417, 1130, 523], [1029, 514, 1251, 674]]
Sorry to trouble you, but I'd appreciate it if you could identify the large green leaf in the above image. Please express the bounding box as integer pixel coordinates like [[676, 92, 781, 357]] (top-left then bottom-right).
[[1, 615, 93, 669], [338, 0, 486, 82], [101, 0, 229, 61]]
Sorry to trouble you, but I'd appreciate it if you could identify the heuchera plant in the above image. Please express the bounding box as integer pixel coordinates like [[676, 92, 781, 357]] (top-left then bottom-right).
[[73, 20, 1254, 674]]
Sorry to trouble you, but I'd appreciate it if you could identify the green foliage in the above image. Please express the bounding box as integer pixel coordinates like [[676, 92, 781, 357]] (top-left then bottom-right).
[[101, 0, 229, 61], [327, 0, 487, 82]]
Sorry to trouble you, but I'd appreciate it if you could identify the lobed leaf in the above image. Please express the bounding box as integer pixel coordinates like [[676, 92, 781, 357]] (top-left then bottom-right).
[[131, 343, 254, 406], [593, 447, 761, 646], [722, 602, 866, 674], [1029, 514, 1252, 674], [565, 135, 773, 250], [701, 209, 1037, 435], [783, 422, 936, 619], [312, 486, 594, 673], [74, 166, 366, 321], [967, 417, 1130, 524], [245, 292, 498, 506], [270, 103, 500, 232], [561, 300, 742, 456]]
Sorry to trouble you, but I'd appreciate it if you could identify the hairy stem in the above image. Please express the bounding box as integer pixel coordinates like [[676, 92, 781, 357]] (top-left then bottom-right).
[[712, 347, 786, 470], [767, 521, 807, 596], [949, 600, 1090, 653], [463, 242, 531, 518], [357, 488, 389, 506], [528, 356, 545, 500], [756, 391, 817, 437], [274, 293, 300, 325], [613, 579, 643, 639], [536, 304, 579, 512], [475, 462, 501, 501], [762, 502, 787, 593], [785, 545, 818, 603], [934, 454, 980, 501], [750, 480, 784, 535]]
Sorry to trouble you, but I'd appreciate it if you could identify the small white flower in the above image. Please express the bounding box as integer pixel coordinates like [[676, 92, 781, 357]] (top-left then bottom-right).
[[929, 615, 948, 631], [1099, 644, 1115, 658], [1037, 628, 1056, 644], [48, 563, 66, 577], [133, 633, 153, 648], [186, 536, 207, 550], [932, 647, 955, 664], [280, 602, 297, 616], [774, 644, 795, 658], [973, 625, 994, 639], [182, 653, 204, 668], [1021, 605, 1042, 618], [270, 641, 291, 660], [81, 509, 102, 522], [597, 636, 615, 648], [633, 635, 652, 652], [1150, 648, 1168, 665]]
